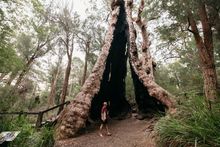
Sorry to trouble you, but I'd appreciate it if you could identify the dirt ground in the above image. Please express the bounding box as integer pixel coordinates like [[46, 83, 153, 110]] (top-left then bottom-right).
[[55, 114, 157, 147]]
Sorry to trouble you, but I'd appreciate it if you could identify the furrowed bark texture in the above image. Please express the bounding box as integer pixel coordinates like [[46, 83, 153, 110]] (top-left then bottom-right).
[[90, 0, 131, 120], [188, 3, 218, 103], [136, 0, 154, 81], [55, 0, 176, 141], [55, 3, 121, 140], [125, 0, 175, 112]]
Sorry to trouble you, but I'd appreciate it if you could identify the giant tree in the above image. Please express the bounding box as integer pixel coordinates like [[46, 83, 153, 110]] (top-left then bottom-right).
[[55, 0, 175, 140]]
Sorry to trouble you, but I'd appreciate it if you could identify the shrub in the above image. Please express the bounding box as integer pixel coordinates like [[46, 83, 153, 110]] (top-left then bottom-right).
[[0, 116, 54, 147], [155, 95, 220, 147], [0, 86, 20, 112]]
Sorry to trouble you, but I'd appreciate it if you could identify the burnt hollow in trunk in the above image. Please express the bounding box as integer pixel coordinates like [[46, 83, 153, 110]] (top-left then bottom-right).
[[90, 1, 165, 120], [90, 1, 130, 120], [130, 63, 165, 114]]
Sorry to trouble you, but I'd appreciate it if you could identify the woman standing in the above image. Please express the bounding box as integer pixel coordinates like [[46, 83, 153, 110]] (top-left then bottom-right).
[[99, 101, 111, 137]]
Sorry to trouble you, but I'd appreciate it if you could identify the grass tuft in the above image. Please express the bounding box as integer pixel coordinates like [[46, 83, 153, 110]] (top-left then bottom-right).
[[155, 95, 220, 147]]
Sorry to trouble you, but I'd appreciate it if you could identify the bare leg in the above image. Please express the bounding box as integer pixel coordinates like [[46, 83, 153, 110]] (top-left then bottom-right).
[[99, 124, 104, 137], [105, 124, 111, 136]]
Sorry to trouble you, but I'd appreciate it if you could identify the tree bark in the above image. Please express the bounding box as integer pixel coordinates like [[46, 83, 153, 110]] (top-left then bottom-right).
[[58, 36, 74, 113], [135, 0, 154, 81], [81, 41, 90, 86], [188, 3, 218, 104], [125, 0, 176, 112], [55, 3, 121, 140], [48, 66, 60, 107], [58, 60, 71, 111], [55, 0, 176, 141], [81, 53, 88, 86]]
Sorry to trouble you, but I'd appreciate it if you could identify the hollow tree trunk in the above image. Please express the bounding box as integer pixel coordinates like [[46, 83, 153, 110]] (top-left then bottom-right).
[[125, 0, 175, 113], [90, 0, 130, 119], [55, 0, 175, 141], [55, 3, 121, 140]]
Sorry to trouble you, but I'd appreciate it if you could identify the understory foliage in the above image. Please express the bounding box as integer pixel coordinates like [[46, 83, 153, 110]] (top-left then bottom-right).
[[0, 86, 19, 112], [155, 94, 220, 147], [0, 116, 54, 147]]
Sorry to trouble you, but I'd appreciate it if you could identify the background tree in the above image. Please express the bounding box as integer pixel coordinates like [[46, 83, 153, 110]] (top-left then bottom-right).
[[0, 0, 24, 81], [77, 14, 105, 85], [143, 0, 220, 107], [3, 0, 57, 88], [68, 57, 84, 98], [47, 49, 65, 107], [56, 6, 80, 112]]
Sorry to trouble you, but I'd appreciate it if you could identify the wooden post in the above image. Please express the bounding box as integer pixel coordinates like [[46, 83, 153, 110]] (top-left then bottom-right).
[[36, 112, 43, 128]]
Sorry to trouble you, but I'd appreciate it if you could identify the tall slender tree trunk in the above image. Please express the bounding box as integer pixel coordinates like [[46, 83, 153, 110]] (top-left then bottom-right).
[[81, 52, 88, 86], [58, 36, 74, 113], [59, 60, 71, 108], [188, 3, 218, 105], [48, 67, 60, 107], [81, 40, 90, 86]]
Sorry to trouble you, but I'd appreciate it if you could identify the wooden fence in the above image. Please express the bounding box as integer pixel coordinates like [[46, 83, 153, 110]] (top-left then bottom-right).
[[0, 101, 70, 128]]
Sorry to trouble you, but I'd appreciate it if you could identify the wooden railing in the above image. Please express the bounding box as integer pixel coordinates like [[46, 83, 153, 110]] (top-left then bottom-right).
[[0, 101, 70, 128]]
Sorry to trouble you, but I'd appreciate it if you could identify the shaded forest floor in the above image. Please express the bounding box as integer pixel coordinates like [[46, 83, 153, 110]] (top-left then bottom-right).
[[55, 114, 158, 147]]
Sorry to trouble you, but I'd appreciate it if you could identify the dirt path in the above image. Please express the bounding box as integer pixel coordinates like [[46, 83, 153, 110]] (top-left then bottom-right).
[[55, 115, 157, 147]]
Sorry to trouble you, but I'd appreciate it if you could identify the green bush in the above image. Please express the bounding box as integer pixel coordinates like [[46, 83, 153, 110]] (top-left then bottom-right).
[[0, 86, 20, 112], [36, 127, 54, 147], [155, 95, 220, 147], [0, 116, 54, 147]]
